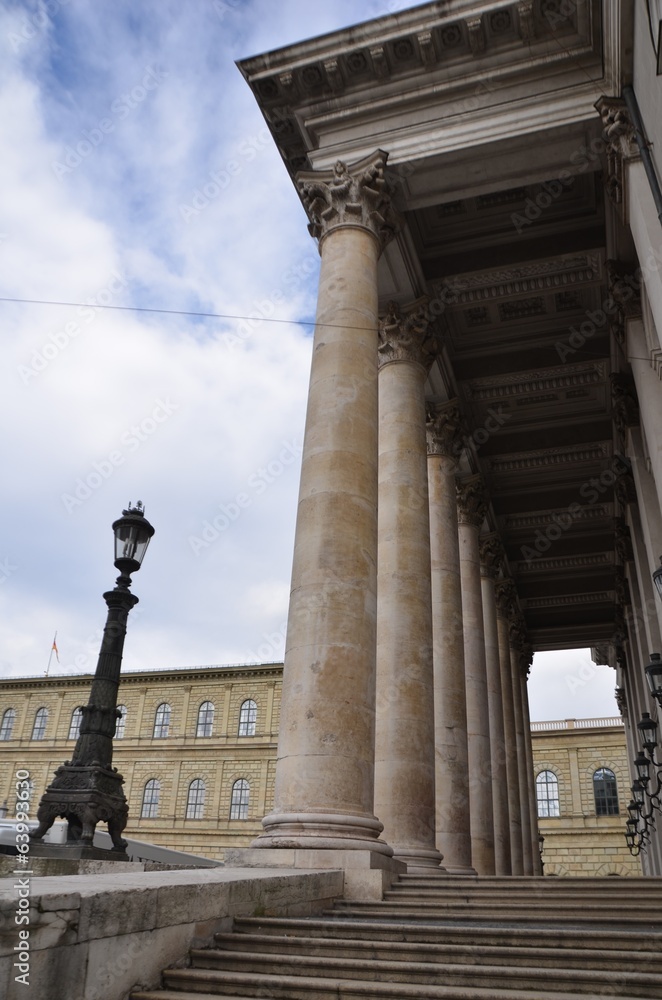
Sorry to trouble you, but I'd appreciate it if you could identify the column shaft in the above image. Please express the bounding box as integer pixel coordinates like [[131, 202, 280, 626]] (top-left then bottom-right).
[[480, 551, 511, 875], [375, 312, 442, 871], [510, 643, 532, 874], [427, 404, 474, 874], [496, 606, 523, 873], [256, 152, 396, 851], [520, 672, 541, 874], [458, 480, 495, 874]]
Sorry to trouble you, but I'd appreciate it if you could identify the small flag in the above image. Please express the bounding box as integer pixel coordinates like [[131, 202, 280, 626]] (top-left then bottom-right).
[[51, 633, 60, 663]]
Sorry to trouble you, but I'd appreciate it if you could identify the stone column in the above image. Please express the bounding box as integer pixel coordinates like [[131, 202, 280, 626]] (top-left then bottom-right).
[[254, 152, 397, 853], [426, 401, 474, 874], [479, 535, 511, 875], [509, 622, 533, 874], [519, 666, 542, 875], [457, 476, 495, 875], [374, 302, 443, 872], [495, 579, 523, 874], [628, 319, 662, 514]]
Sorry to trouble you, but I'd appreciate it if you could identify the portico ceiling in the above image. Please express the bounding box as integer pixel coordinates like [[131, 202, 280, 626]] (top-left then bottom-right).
[[239, 0, 635, 654]]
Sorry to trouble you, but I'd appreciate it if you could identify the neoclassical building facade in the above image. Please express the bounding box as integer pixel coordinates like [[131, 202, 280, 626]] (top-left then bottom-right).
[[231, 0, 662, 877], [0, 669, 639, 875]]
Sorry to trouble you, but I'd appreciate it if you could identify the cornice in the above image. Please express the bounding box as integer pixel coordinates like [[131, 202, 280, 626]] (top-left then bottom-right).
[[487, 441, 611, 475], [516, 552, 614, 572], [439, 252, 603, 307], [502, 504, 612, 530], [464, 360, 606, 402], [0, 663, 285, 691], [523, 591, 615, 609], [238, 1, 605, 179]]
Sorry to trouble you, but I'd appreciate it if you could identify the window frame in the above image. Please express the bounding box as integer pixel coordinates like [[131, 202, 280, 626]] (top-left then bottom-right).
[[196, 701, 214, 738], [153, 703, 171, 739], [238, 699, 257, 737], [0, 708, 16, 741], [186, 778, 206, 819], [68, 707, 83, 741], [141, 778, 161, 818], [593, 767, 620, 816], [536, 769, 560, 818], [230, 778, 250, 820], [115, 705, 127, 739], [31, 707, 49, 741]]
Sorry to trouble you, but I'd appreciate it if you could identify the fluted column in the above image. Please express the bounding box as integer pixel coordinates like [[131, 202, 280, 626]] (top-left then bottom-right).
[[509, 622, 533, 874], [374, 302, 443, 872], [519, 665, 542, 875], [426, 401, 474, 874], [479, 535, 511, 875], [495, 579, 523, 874], [457, 476, 495, 874], [255, 152, 396, 853]]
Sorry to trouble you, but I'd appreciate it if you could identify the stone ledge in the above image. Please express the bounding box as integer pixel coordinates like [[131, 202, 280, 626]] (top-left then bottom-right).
[[0, 867, 342, 1000]]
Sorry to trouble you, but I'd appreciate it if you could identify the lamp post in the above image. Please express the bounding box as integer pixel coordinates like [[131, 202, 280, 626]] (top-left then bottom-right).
[[30, 503, 154, 855]]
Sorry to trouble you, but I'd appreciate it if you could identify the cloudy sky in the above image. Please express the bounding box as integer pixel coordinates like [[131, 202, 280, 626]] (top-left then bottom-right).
[[0, 0, 618, 722]]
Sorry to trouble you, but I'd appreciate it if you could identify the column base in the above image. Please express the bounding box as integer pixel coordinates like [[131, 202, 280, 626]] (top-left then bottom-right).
[[254, 811, 393, 857], [441, 863, 478, 876], [393, 847, 445, 874], [225, 847, 406, 900]]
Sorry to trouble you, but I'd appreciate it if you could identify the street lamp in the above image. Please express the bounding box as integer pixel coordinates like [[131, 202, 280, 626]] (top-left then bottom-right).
[[653, 556, 662, 603], [645, 653, 662, 708], [30, 503, 154, 855]]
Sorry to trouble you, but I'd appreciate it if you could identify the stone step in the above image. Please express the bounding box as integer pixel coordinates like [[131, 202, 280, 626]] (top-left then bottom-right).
[[213, 930, 662, 972], [232, 915, 662, 951], [397, 874, 662, 887], [185, 947, 660, 996], [326, 900, 661, 925], [390, 880, 662, 895], [142, 968, 658, 1000]]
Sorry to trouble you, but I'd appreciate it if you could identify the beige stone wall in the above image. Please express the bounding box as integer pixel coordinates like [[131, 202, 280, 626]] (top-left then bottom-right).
[[0, 665, 281, 861], [0, 669, 643, 873], [531, 721, 641, 877]]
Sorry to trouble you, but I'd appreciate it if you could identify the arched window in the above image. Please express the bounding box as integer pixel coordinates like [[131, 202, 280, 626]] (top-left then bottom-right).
[[196, 701, 214, 738], [536, 770, 560, 817], [31, 708, 48, 741], [68, 707, 83, 740], [230, 778, 250, 819], [186, 779, 206, 819], [153, 703, 171, 739], [0, 709, 16, 741], [594, 767, 619, 815], [141, 779, 160, 818], [115, 705, 127, 739], [238, 699, 257, 737]]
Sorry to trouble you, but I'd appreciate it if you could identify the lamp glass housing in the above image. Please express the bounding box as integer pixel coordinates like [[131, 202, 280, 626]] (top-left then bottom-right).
[[112, 503, 155, 574], [637, 712, 659, 753], [645, 653, 662, 704], [653, 556, 662, 602], [632, 780, 646, 806], [635, 752, 651, 784], [627, 799, 640, 822]]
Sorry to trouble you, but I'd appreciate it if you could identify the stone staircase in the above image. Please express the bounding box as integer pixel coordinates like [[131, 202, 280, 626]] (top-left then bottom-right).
[[130, 873, 662, 999]]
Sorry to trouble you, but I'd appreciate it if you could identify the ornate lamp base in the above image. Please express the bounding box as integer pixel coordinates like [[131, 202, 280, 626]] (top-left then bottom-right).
[[30, 762, 129, 852]]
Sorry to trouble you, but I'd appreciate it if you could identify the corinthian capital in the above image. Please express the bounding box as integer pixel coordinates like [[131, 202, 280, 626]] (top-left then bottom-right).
[[479, 533, 503, 578], [495, 577, 518, 619], [426, 399, 464, 459], [456, 475, 487, 527], [296, 150, 398, 249], [378, 300, 438, 371]]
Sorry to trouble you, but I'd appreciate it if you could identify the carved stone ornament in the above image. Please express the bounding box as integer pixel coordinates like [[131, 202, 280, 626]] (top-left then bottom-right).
[[378, 300, 438, 371], [456, 475, 488, 527], [614, 686, 627, 718], [607, 259, 642, 320], [595, 97, 638, 210], [614, 565, 631, 608], [426, 399, 464, 459], [495, 577, 518, 619], [614, 517, 633, 566], [296, 150, 398, 249], [611, 372, 640, 446], [479, 533, 504, 578], [614, 461, 637, 508]]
